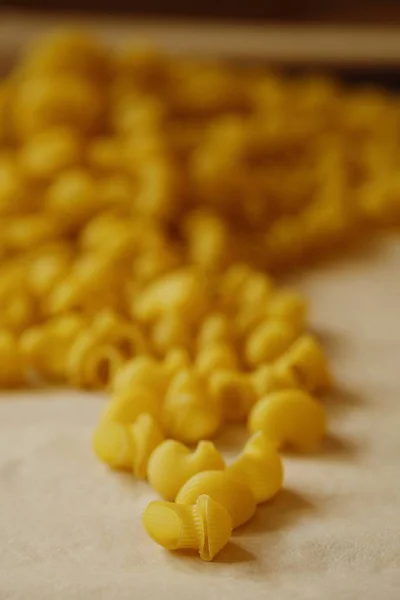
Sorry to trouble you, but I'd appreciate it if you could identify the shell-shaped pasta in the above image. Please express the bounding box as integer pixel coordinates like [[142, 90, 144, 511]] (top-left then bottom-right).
[[194, 494, 232, 561], [19, 126, 83, 180], [274, 334, 332, 394], [208, 369, 257, 422], [238, 272, 274, 310], [147, 439, 225, 501], [92, 420, 132, 470], [103, 385, 161, 424], [248, 390, 326, 451], [176, 470, 256, 529], [67, 332, 125, 389], [197, 312, 233, 348], [129, 413, 165, 479], [133, 269, 207, 324], [111, 355, 167, 397], [195, 342, 238, 378], [151, 311, 193, 356], [0, 329, 25, 387], [162, 347, 191, 384], [185, 210, 230, 273], [267, 290, 307, 332], [142, 494, 232, 561], [166, 368, 201, 396], [227, 431, 283, 503], [26, 245, 72, 298], [20, 314, 85, 381], [250, 364, 299, 397], [91, 309, 148, 358], [163, 375, 222, 443], [245, 320, 298, 366]]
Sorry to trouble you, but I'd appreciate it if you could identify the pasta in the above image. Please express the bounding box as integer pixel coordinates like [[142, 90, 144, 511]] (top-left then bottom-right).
[[93, 413, 164, 478], [3, 28, 395, 560], [175, 470, 257, 529], [142, 494, 232, 561], [227, 431, 283, 503], [248, 390, 326, 451], [147, 439, 225, 501]]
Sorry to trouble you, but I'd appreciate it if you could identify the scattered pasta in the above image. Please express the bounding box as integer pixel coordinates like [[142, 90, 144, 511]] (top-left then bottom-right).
[[4, 27, 395, 561]]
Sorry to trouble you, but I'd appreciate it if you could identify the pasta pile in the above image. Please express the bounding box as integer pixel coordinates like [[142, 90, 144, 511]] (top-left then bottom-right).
[[0, 30, 398, 561]]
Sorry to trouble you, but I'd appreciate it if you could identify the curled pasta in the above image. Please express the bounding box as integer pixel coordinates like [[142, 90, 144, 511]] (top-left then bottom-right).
[[143, 494, 232, 561], [147, 439, 225, 501]]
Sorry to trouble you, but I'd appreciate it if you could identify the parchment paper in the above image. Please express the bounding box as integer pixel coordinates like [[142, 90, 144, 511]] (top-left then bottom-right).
[[1, 237, 400, 600]]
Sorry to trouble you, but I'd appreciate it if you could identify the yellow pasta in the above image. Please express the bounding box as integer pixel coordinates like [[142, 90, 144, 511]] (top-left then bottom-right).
[[162, 347, 191, 383], [267, 290, 307, 332], [176, 470, 257, 529], [0, 288, 37, 333], [129, 413, 165, 478], [250, 363, 299, 397], [67, 331, 125, 389], [91, 309, 148, 359], [132, 269, 207, 324], [143, 494, 232, 561], [151, 311, 193, 356], [185, 210, 230, 272], [196, 312, 233, 349], [21, 30, 113, 82], [274, 334, 332, 394], [12, 74, 104, 138], [245, 320, 298, 367], [46, 168, 99, 229], [227, 431, 283, 503], [26, 243, 73, 299], [195, 342, 238, 378], [93, 413, 164, 478], [1, 29, 391, 564], [92, 419, 132, 470], [163, 370, 222, 443], [248, 390, 326, 451], [147, 439, 225, 501], [0, 156, 29, 215], [20, 313, 85, 381], [208, 369, 257, 422], [0, 329, 26, 387], [102, 384, 161, 424], [19, 126, 83, 180], [112, 355, 167, 397]]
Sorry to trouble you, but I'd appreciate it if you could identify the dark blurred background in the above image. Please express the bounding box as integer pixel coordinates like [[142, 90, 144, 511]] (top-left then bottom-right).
[[2, 0, 400, 22]]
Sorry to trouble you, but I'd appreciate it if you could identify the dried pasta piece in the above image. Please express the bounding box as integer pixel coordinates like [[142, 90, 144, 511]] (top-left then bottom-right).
[[245, 320, 298, 367], [208, 369, 257, 422], [250, 363, 299, 397], [0, 329, 26, 387], [93, 413, 164, 478], [147, 439, 225, 501], [227, 431, 283, 503], [274, 334, 332, 394], [132, 268, 207, 324], [195, 342, 238, 378], [20, 313, 85, 382], [176, 470, 256, 528], [112, 355, 167, 397], [143, 494, 232, 561], [67, 331, 125, 389], [102, 385, 161, 424], [248, 390, 326, 451], [163, 371, 222, 443]]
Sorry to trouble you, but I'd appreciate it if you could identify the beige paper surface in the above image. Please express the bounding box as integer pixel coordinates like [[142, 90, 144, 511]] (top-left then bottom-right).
[[1, 238, 400, 600]]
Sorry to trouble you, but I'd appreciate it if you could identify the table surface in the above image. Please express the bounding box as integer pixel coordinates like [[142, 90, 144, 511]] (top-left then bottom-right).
[[1, 236, 400, 600]]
